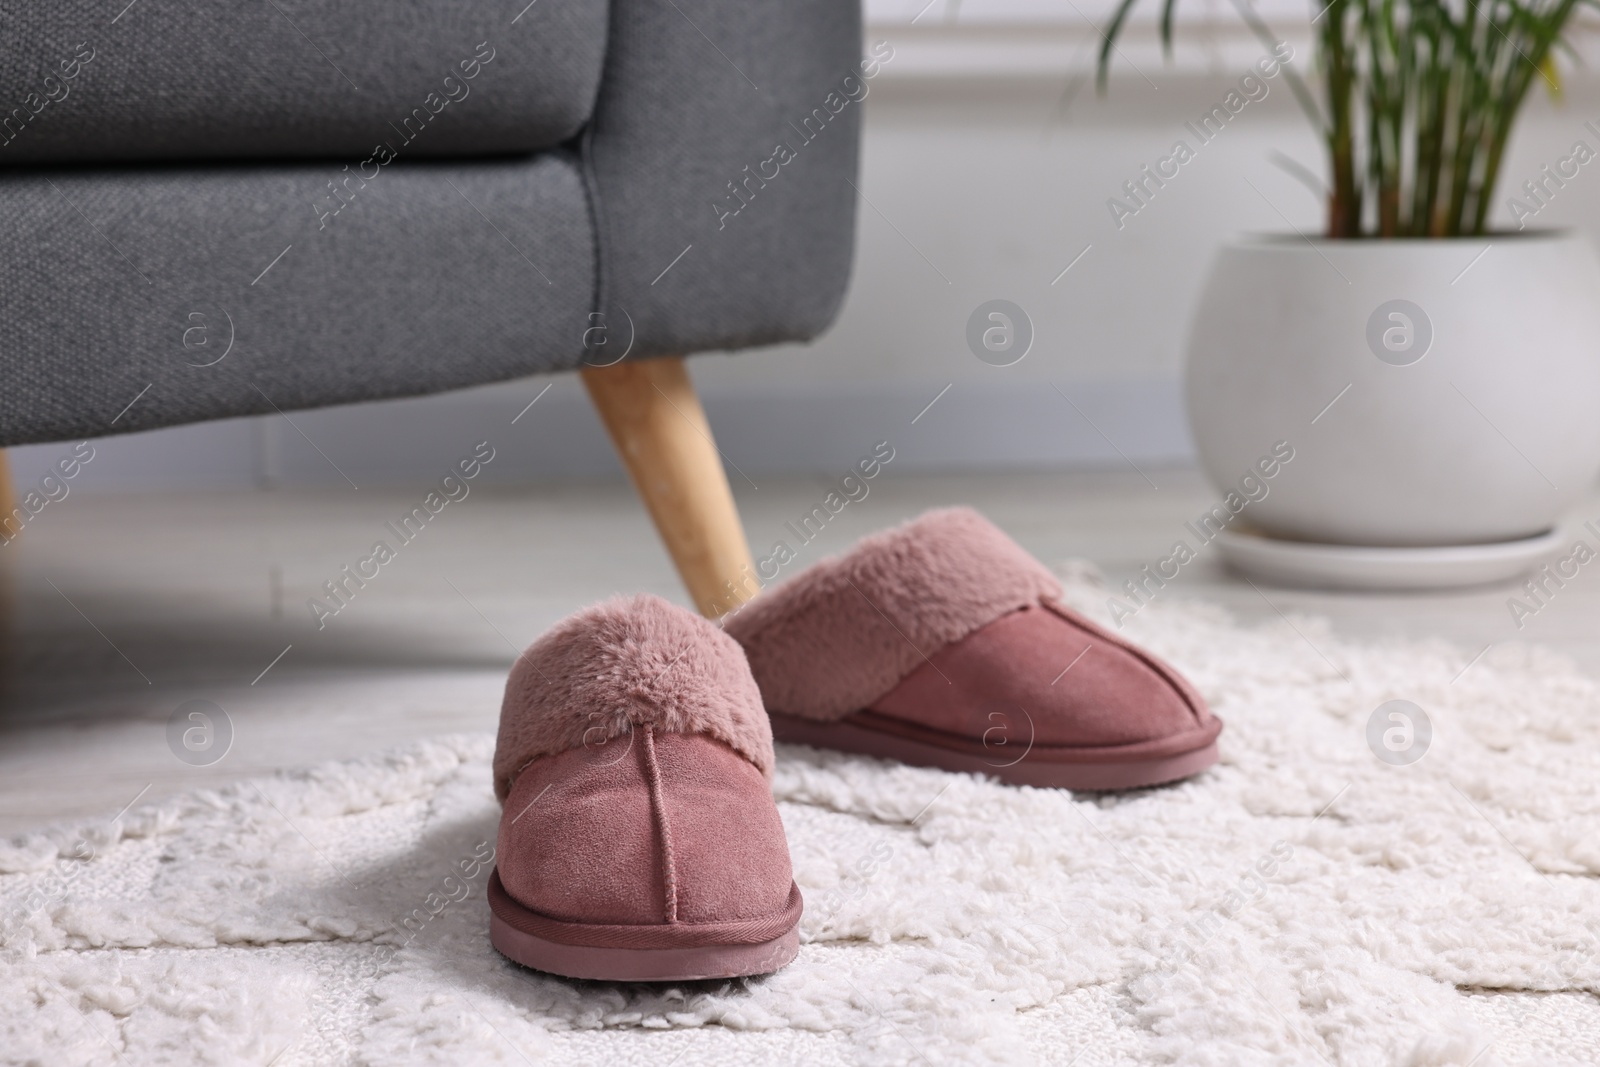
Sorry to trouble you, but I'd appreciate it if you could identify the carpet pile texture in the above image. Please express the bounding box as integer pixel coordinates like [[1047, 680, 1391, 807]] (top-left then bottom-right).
[[4, 565, 1600, 1066]]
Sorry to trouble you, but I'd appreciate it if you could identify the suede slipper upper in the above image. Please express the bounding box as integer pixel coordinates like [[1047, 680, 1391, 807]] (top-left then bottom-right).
[[490, 593, 801, 981], [724, 507, 1222, 789]]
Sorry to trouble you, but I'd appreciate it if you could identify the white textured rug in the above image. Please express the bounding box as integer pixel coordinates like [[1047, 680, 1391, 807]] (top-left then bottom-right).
[[5, 567, 1600, 1067]]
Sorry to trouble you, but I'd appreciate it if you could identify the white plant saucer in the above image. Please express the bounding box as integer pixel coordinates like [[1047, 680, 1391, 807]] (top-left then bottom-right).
[[1214, 526, 1564, 592]]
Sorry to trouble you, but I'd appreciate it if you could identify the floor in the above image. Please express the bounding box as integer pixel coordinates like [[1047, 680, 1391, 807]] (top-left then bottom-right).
[[3, 467, 1598, 836]]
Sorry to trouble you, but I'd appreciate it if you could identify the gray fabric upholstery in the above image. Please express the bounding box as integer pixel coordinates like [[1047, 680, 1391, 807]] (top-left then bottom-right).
[[0, 0, 862, 447], [1, 156, 594, 445], [0, 1, 607, 162], [585, 0, 862, 360]]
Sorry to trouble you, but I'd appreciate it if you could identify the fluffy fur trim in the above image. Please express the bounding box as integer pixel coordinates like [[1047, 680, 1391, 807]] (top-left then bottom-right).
[[493, 594, 772, 801], [724, 507, 1062, 720]]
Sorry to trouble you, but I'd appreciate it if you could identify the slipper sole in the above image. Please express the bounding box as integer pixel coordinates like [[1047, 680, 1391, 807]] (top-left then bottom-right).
[[487, 870, 802, 981], [770, 710, 1221, 791]]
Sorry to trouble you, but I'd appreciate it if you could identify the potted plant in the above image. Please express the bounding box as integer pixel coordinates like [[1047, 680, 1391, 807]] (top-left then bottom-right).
[[1099, 0, 1600, 588]]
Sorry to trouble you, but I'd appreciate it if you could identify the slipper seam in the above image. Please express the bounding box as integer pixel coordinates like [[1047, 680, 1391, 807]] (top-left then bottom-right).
[[640, 726, 680, 924]]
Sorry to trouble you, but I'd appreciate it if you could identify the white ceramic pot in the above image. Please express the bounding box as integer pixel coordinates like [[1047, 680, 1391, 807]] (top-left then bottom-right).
[[1186, 231, 1600, 547]]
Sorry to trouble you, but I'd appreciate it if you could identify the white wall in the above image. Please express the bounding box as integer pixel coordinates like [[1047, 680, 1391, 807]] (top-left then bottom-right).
[[18, 4, 1600, 490]]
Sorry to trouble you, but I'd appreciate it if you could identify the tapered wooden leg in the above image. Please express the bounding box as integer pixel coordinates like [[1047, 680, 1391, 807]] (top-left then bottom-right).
[[582, 357, 759, 618]]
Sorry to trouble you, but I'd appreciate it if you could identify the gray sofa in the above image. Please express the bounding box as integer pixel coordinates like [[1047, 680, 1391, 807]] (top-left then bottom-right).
[[1, 0, 863, 614]]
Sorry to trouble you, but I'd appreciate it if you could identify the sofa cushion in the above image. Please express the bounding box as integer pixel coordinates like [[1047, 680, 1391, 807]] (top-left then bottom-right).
[[0, 0, 607, 164], [586, 0, 861, 359], [0, 153, 595, 445]]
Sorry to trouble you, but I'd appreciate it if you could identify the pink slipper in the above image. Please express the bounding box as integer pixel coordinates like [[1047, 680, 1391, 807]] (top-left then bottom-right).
[[490, 594, 801, 981], [725, 508, 1221, 790]]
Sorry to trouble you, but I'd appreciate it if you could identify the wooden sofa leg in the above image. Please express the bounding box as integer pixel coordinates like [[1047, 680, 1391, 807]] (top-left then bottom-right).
[[581, 357, 759, 619]]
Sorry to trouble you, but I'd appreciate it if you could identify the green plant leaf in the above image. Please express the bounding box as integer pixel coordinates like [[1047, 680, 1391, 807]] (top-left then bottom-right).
[[1093, 0, 1586, 235]]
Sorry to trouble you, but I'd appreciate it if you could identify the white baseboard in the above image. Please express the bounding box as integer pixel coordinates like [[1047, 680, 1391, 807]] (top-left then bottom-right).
[[7, 376, 1193, 492]]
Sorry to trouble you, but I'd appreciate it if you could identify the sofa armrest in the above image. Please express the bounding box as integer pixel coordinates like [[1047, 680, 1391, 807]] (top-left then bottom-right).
[[584, 0, 869, 360]]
